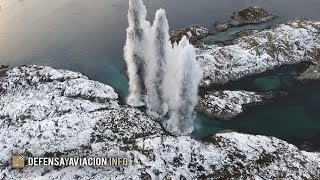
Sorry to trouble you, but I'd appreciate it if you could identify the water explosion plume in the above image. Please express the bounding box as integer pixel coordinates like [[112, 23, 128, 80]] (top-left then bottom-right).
[[145, 9, 170, 118], [124, 0, 150, 106], [124, 0, 202, 135], [163, 37, 203, 135]]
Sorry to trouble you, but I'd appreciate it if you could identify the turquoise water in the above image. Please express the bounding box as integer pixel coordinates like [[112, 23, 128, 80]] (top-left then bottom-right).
[[194, 81, 320, 139], [200, 21, 274, 44], [0, 0, 319, 148], [192, 66, 320, 149], [213, 63, 305, 92]]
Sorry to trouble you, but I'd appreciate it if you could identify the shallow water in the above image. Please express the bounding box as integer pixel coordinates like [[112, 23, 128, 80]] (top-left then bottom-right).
[[0, 0, 319, 147]]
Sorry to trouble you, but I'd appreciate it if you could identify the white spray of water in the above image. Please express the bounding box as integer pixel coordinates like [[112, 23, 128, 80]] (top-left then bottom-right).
[[124, 0, 150, 106], [145, 9, 170, 118], [163, 37, 203, 135], [124, 0, 202, 135]]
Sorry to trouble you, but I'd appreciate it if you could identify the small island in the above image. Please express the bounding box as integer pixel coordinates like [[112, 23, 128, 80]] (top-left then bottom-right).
[[215, 6, 277, 31]]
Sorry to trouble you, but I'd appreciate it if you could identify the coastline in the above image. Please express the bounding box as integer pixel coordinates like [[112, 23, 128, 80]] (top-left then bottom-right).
[[0, 65, 319, 179]]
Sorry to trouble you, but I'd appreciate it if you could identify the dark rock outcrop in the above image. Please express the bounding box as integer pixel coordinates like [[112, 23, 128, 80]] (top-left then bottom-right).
[[170, 26, 210, 45], [215, 6, 276, 31]]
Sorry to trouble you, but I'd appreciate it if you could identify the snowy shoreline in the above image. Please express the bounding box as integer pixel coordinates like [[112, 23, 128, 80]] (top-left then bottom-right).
[[187, 19, 320, 121], [0, 65, 319, 179], [196, 90, 287, 120], [196, 19, 320, 87]]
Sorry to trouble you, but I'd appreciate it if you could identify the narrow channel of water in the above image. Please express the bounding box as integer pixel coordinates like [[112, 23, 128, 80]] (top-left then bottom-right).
[[192, 64, 320, 150]]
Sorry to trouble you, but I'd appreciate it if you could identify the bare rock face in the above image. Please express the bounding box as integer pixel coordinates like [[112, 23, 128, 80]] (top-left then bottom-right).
[[170, 26, 209, 45], [314, 48, 320, 61], [0, 65, 319, 179], [196, 90, 286, 120], [215, 6, 276, 31], [0, 65, 9, 77], [297, 64, 320, 82], [232, 6, 273, 23], [297, 48, 320, 81], [0, 65, 9, 69]]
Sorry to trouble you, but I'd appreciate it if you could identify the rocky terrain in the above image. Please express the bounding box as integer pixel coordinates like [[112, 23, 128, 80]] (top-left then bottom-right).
[[297, 64, 320, 82], [0, 65, 319, 179], [0, 65, 9, 77], [168, 19, 320, 120], [297, 50, 320, 82], [215, 6, 276, 31], [196, 91, 286, 120], [197, 19, 320, 87], [170, 26, 210, 45]]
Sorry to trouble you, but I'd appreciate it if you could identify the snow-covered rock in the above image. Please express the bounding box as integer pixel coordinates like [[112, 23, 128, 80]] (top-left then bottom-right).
[[297, 64, 320, 81], [215, 6, 276, 32], [196, 90, 285, 120], [170, 26, 209, 45], [197, 19, 320, 87], [0, 65, 319, 179], [0, 65, 119, 122]]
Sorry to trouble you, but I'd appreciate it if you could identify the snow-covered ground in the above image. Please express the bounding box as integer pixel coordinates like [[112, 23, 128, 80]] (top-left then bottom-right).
[[170, 26, 209, 44], [193, 19, 319, 121], [196, 90, 283, 120], [0, 65, 319, 179], [197, 19, 320, 87]]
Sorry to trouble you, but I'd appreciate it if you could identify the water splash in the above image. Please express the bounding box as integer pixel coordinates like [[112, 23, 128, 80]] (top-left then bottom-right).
[[145, 9, 170, 118], [124, 0, 150, 106], [163, 37, 203, 135], [124, 0, 202, 135]]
